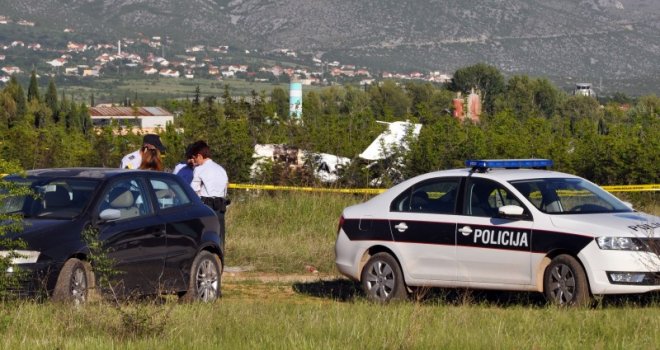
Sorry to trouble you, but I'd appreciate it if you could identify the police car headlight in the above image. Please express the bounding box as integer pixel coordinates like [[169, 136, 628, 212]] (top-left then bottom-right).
[[596, 237, 647, 251], [0, 250, 41, 264]]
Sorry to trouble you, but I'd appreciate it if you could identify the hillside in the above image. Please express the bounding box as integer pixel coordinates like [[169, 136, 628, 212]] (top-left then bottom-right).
[[0, 0, 659, 94]]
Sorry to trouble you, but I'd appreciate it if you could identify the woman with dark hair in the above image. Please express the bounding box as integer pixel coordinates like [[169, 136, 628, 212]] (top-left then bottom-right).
[[139, 146, 163, 171]]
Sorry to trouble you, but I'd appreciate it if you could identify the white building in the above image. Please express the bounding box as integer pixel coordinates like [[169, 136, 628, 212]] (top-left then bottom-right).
[[89, 106, 174, 133]]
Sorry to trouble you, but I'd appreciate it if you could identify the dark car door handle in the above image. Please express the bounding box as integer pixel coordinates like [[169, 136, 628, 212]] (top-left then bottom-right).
[[153, 229, 166, 237]]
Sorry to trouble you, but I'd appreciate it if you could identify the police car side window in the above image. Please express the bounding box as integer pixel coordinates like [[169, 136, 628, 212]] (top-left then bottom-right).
[[391, 178, 460, 214], [464, 179, 523, 217]]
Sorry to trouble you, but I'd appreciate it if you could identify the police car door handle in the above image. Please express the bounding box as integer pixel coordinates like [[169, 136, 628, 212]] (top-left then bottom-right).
[[458, 226, 473, 235], [394, 222, 408, 232]]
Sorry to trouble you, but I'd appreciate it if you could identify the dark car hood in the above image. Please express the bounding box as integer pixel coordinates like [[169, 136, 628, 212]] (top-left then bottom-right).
[[5, 218, 81, 251]]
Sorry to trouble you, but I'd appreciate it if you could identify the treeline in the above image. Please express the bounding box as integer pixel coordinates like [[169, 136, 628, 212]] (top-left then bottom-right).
[[0, 65, 658, 187]]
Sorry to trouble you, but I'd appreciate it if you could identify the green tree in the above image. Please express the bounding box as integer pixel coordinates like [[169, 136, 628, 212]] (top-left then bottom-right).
[[449, 63, 505, 116], [5, 76, 27, 124], [368, 80, 411, 119], [27, 70, 40, 103], [45, 79, 58, 123], [270, 87, 289, 121]]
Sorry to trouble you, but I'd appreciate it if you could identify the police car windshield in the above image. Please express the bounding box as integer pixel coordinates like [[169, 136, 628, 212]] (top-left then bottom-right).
[[509, 178, 632, 214], [0, 178, 99, 219]]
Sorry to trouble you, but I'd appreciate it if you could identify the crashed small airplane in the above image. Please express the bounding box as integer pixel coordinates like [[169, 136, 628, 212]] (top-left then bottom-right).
[[251, 120, 422, 184]]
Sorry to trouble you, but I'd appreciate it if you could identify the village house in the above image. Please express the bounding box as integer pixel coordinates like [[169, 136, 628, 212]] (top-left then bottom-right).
[[82, 67, 100, 77], [1, 66, 21, 75], [159, 69, 179, 78], [47, 58, 67, 67], [67, 42, 87, 52], [17, 20, 35, 26]]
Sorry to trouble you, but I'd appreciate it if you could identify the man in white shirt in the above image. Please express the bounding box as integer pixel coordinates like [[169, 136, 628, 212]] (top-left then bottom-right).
[[120, 134, 167, 169], [189, 140, 229, 236]]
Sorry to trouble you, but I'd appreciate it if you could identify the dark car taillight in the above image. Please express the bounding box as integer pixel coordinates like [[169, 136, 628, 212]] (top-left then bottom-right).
[[337, 215, 345, 236]]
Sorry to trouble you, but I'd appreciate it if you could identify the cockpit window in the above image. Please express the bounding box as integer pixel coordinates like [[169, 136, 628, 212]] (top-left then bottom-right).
[[510, 178, 631, 214]]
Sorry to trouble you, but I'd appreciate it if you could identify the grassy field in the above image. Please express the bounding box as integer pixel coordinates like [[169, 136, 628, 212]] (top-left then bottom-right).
[[2, 282, 659, 349], [60, 76, 326, 103], [1, 191, 658, 348]]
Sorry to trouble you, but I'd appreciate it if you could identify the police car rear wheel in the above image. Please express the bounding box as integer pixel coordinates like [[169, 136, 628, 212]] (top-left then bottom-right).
[[543, 255, 590, 307], [361, 252, 407, 303]]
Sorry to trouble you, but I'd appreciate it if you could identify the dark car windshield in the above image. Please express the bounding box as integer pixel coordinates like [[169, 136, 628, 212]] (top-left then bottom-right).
[[0, 178, 100, 219], [509, 178, 632, 214]]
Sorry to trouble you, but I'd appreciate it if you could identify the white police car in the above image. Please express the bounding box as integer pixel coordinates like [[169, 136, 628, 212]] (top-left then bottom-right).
[[334, 159, 660, 306]]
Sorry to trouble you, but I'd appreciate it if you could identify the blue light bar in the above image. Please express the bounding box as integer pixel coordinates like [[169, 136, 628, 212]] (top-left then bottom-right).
[[465, 159, 553, 169]]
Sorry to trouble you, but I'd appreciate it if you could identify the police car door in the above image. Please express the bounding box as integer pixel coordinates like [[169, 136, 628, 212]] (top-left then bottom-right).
[[455, 177, 533, 285], [388, 178, 460, 281]]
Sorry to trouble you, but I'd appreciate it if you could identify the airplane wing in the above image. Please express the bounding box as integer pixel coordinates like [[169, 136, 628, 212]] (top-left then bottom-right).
[[358, 121, 422, 161]]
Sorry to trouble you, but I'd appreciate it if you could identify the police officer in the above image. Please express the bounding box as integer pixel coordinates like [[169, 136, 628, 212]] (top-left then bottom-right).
[[172, 143, 194, 184], [120, 134, 167, 169], [189, 140, 229, 236]]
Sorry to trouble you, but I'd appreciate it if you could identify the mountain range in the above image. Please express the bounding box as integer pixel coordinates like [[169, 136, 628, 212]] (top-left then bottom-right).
[[1, 0, 659, 95]]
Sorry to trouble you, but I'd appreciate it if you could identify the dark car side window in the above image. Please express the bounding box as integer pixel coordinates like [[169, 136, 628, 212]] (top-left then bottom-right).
[[98, 179, 153, 220], [149, 178, 192, 209], [391, 178, 460, 214]]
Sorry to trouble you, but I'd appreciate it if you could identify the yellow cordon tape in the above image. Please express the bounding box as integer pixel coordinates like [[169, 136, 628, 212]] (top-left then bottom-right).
[[230, 183, 659, 194], [230, 183, 384, 194], [601, 184, 659, 193]]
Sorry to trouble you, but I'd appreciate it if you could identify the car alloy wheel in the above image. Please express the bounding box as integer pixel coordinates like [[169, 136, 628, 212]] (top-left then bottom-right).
[[361, 252, 407, 302], [544, 254, 590, 306], [53, 258, 91, 305], [185, 251, 222, 302]]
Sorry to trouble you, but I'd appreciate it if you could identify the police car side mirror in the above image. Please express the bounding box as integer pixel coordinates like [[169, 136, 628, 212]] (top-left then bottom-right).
[[99, 208, 121, 222], [622, 201, 634, 209], [498, 205, 525, 219]]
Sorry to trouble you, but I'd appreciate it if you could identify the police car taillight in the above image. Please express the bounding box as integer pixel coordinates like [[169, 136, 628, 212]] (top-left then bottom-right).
[[466, 159, 553, 171], [337, 215, 345, 236]]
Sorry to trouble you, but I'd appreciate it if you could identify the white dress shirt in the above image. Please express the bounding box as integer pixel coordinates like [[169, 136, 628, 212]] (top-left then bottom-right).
[[191, 158, 228, 197], [120, 150, 142, 169]]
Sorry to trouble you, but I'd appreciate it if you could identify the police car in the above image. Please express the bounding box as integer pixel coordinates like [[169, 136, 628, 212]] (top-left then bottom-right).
[[334, 159, 660, 306]]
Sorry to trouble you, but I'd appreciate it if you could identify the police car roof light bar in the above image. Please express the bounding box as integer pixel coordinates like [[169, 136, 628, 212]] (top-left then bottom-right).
[[466, 159, 553, 172]]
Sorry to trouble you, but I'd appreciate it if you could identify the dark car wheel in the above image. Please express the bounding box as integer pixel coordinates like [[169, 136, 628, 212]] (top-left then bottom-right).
[[361, 252, 407, 303], [543, 254, 591, 307], [52, 258, 93, 305], [182, 251, 222, 302]]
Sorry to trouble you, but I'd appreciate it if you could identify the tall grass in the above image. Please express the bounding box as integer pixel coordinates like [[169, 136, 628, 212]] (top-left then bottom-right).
[[2, 296, 659, 349], [226, 191, 369, 273]]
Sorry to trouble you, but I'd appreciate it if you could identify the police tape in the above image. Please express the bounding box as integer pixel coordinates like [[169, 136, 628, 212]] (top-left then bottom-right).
[[601, 184, 659, 192], [230, 183, 659, 194], [230, 183, 384, 194]]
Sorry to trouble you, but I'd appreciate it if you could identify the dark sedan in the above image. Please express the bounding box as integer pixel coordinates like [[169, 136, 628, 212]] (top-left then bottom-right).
[[0, 168, 224, 303]]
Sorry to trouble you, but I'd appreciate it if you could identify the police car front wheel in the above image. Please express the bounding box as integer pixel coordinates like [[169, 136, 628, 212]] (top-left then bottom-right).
[[543, 254, 591, 307], [361, 252, 407, 303]]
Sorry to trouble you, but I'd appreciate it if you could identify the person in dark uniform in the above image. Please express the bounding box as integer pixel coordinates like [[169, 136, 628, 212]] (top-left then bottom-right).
[[173, 143, 194, 184]]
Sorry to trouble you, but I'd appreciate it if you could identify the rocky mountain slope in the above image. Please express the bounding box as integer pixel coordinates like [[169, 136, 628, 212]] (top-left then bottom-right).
[[1, 0, 659, 94]]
